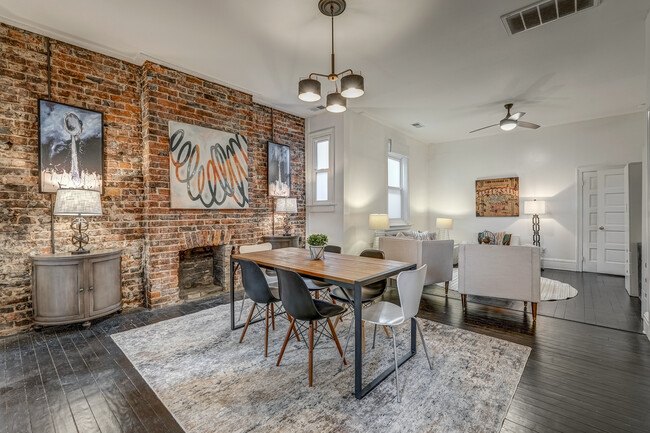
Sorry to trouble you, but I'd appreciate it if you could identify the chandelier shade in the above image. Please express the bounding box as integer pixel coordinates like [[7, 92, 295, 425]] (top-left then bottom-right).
[[326, 92, 347, 113], [341, 74, 364, 98], [298, 78, 322, 102]]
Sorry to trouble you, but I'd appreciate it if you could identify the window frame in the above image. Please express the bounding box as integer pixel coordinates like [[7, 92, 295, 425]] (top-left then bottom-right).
[[307, 128, 335, 208], [387, 152, 409, 227]]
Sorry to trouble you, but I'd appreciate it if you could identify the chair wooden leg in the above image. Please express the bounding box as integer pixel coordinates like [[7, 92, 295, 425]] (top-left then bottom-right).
[[308, 321, 314, 387], [524, 301, 528, 308], [277, 317, 295, 366], [333, 313, 342, 330], [383, 325, 391, 338], [239, 303, 256, 343], [264, 305, 269, 357], [445, 281, 449, 295], [315, 290, 319, 299], [326, 317, 346, 365], [461, 294, 467, 311], [287, 313, 300, 342], [532, 302, 537, 321], [271, 303, 275, 330]]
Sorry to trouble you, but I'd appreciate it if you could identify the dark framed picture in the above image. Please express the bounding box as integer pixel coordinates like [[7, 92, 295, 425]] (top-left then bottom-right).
[[38, 99, 104, 193], [268, 141, 290, 197]]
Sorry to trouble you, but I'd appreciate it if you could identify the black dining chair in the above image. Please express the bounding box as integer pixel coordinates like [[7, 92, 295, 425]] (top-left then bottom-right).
[[331, 249, 391, 360], [303, 244, 342, 299], [275, 268, 346, 387], [238, 260, 299, 357]]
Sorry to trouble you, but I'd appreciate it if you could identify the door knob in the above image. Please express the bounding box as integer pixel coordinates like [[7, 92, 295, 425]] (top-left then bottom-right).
[[599, 226, 604, 230]]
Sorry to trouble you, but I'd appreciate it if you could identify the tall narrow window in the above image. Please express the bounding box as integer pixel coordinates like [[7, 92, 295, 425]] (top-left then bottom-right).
[[388, 153, 409, 226], [308, 129, 335, 206]]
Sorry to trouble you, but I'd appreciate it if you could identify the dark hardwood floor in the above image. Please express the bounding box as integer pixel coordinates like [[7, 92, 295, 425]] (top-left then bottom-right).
[[427, 269, 644, 333], [2, 284, 650, 432]]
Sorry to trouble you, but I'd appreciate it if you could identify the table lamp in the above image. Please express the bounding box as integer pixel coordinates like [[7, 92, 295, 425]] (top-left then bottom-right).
[[523, 199, 546, 247], [275, 197, 297, 236], [54, 188, 102, 254], [369, 213, 389, 237], [435, 217, 453, 240]]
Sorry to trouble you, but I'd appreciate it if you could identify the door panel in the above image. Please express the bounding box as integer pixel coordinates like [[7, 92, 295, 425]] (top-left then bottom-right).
[[582, 171, 598, 272], [597, 168, 626, 275], [88, 255, 122, 317], [33, 261, 84, 323]]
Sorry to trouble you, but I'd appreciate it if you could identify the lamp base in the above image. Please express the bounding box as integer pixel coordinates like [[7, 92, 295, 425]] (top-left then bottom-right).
[[71, 248, 90, 255]]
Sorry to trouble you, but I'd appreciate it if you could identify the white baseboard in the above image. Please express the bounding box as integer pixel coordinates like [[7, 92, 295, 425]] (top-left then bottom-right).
[[542, 258, 577, 271], [644, 313, 650, 342]]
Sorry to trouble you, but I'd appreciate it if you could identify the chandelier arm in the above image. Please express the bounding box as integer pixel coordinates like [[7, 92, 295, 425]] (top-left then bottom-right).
[[336, 69, 354, 77], [309, 72, 330, 79]]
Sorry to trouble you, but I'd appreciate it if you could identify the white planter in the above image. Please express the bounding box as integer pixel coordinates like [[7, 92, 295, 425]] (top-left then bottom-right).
[[309, 245, 325, 260]]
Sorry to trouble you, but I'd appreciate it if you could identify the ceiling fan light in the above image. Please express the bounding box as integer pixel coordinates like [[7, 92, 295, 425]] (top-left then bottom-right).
[[298, 78, 321, 102], [340, 74, 364, 98], [326, 92, 347, 113], [499, 118, 517, 131]]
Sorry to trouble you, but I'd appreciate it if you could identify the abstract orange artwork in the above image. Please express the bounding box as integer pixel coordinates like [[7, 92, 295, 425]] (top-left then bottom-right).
[[168, 121, 249, 209], [476, 177, 519, 217]]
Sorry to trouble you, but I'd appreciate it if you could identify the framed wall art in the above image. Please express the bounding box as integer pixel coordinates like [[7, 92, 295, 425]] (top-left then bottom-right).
[[268, 141, 291, 197], [38, 99, 104, 193], [475, 177, 519, 217], [168, 121, 249, 209]]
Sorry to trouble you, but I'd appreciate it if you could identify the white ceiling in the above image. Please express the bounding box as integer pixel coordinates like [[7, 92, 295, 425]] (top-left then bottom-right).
[[1, 0, 648, 143]]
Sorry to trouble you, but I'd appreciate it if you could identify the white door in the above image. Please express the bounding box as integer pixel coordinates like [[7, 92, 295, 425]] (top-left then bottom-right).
[[596, 168, 626, 275], [582, 171, 598, 272], [581, 167, 627, 276]]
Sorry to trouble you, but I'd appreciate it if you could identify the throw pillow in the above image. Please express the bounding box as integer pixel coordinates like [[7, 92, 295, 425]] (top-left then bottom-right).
[[503, 234, 511, 245]]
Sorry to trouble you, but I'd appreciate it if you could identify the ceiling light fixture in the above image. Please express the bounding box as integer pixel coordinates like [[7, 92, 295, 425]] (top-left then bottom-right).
[[298, 0, 364, 113]]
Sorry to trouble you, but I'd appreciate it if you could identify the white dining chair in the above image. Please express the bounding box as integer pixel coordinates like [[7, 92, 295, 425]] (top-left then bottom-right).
[[360, 264, 432, 402], [238, 243, 277, 321]]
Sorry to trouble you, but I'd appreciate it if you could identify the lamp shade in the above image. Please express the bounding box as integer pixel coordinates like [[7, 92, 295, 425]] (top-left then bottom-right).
[[524, 200, 546, 215], [341, 74, 364, 98], [326, 92, 347, 113], [275, 197, 297, 213], [54, 188, 102, 216], [435, 217, 453, 230], [298, 78, 321, 102], [369, 214, 389, 230]]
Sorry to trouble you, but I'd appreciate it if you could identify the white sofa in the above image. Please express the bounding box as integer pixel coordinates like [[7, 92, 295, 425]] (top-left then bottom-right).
[[458, 244, 541, 320], [379, 237, 454, 289]]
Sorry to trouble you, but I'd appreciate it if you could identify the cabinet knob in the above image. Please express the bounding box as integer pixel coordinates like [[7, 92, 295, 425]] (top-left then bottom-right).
[[79, 288, 84, 292], [599, 226, 605, 230], [89, 286, 94, 291]]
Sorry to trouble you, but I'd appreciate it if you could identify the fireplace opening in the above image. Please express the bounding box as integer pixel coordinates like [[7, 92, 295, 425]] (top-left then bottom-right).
[[178, 246, 222, 300]]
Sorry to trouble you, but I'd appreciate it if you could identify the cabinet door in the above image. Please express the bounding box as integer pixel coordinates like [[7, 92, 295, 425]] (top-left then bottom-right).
[[87, 254, 122, 318], [33, 260, 85, 324]]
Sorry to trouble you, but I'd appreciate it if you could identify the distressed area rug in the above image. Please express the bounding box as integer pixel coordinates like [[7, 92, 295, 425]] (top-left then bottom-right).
[[112, 302, 530, 433]]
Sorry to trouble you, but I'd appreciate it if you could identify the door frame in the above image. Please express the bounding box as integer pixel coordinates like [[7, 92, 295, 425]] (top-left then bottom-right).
[[576, 164, 626, 273]]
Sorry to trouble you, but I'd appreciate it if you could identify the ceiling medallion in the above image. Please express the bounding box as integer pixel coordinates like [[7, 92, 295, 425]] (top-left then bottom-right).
[[298, 0, 364, 113]]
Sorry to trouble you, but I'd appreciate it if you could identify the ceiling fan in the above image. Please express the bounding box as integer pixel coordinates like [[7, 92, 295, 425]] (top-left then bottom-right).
[[469, 103, 541, 134]]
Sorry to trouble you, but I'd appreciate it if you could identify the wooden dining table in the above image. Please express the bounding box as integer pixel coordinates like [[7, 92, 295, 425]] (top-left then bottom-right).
[[229, 247, 417, 399]]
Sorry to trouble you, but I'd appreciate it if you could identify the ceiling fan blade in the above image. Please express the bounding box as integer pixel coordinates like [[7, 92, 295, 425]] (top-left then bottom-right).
[[517, 121, 540, 129], [509, 112, 525, 121], [469, 124, 498, 133]]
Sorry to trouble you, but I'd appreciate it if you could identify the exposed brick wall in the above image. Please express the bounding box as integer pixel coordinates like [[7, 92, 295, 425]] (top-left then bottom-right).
[[0, 23, 305, 335], [141, 62, 305, 307]]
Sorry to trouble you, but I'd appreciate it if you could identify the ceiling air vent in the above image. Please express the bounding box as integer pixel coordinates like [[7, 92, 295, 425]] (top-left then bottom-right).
[[310, 105, 326, 112], [501, 0, 600, 36], [411, 122, 424, 128]]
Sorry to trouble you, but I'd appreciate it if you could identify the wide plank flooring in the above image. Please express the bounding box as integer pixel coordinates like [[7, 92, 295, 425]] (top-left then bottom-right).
[[2, 275, 649, 432]]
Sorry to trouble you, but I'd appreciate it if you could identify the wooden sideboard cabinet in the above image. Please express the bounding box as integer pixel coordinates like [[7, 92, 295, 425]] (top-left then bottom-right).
[[31, 249, 123, 329]]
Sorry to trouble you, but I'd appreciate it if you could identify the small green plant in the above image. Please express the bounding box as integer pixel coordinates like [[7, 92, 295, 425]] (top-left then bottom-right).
[[307, 233, 328, 246]]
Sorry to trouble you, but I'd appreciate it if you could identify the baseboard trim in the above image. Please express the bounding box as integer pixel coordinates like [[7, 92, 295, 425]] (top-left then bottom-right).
[[542, 258, 577, 271], [644, 313, 650, 342]]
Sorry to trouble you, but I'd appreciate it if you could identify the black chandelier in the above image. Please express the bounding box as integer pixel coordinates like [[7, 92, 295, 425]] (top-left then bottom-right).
[[298, 0, 364, 113]]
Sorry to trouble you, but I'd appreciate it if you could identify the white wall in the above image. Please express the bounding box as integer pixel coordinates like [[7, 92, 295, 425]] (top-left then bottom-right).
[[305, 111, 429, 255], [343, 111, 429, 255], [428, 112, 645, 270]]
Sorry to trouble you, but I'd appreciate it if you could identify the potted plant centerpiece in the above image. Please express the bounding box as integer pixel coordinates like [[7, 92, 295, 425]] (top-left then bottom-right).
[[307, 233, 328, 260]]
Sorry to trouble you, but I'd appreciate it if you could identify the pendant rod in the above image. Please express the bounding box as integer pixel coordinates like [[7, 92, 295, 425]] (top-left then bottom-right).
[[330, 5, 335, 76]]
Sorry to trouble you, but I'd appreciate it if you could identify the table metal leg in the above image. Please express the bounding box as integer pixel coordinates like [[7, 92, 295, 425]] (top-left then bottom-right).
[[354, 281, 363, 399]]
